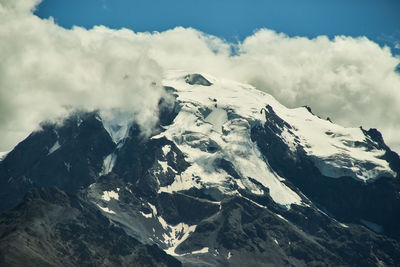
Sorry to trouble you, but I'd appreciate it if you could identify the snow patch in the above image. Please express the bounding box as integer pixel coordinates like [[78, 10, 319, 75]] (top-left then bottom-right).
[[191, 247, 209, 254], [163, 223, 197, 256], [148, 203, 157, 216], [276, 214, 289, 222], [140, 211, 153, 218], [251, 187, 264, 195], [146, 201, 198, 257], [48, 141, 61, 155], [236, 179, 246, 189], [158, 215, 170, 230], [162, 145, 172, 156], [96, 204, 116, 214], [101, 190, 119, 201], [276, 107, 395, 182], [101, 153, 117, 175], [159, 160, 170, 173], [239, 193, 267, 209]]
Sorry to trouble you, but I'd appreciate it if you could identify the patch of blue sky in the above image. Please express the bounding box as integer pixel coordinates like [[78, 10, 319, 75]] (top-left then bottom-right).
[[34, 0, 400, 61]]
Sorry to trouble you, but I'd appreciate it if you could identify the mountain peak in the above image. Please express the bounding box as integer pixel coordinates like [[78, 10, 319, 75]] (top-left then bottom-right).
[[0, 71, 399, 266]]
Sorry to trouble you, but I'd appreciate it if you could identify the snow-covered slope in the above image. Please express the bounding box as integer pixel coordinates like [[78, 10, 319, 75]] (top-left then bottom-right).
[[161, 70, 394, 184], [156, 71, 304, 208]]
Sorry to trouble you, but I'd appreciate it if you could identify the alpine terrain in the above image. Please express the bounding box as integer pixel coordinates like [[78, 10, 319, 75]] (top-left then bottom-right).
[[0, 71, 399, 266]]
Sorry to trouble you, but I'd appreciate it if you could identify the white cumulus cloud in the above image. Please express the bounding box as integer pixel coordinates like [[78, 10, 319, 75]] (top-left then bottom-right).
[[0, 0, 400, 153], [0, 0, 164, 150]]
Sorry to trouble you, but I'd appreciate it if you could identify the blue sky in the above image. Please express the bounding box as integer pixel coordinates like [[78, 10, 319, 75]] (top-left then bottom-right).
[[35, 0, 400, 54]]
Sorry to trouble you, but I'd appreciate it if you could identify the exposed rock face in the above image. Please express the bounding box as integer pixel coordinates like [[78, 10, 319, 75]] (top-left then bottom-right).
[[0, 187, 181, 267], [251, 105, 400, 240], [0, 71, 399, 266], [0, 112, 116, 211], [184, 74, 212, 86]]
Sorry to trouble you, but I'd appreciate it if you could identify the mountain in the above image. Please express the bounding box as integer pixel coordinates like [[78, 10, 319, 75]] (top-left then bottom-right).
[[0, 71, 399, 266]]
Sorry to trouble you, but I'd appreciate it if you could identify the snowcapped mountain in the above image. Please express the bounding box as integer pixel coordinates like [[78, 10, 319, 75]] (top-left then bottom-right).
[[0, 71, 399, 266]]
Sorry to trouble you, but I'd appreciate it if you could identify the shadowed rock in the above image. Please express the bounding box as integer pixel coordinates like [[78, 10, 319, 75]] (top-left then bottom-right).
[[184, 74, 212, 86]]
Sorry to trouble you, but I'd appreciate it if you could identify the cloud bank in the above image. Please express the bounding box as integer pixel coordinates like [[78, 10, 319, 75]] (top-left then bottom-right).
[[0, 0, 399, 153], [0, 0, 164, 150]]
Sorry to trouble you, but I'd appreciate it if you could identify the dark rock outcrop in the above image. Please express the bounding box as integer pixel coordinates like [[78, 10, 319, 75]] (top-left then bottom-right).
[[0, 187, 181, 267], [184, 74, 212, 86]]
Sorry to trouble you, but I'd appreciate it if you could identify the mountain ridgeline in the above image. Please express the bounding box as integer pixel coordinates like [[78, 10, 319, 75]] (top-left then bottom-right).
[[0, 72, 399, 266]]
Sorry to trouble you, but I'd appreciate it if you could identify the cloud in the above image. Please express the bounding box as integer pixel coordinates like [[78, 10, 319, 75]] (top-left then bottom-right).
[[0, 0, 164, 150], [235, 31, 400, 153], [1, 0, 400, 154], [142, 29, 400, 153]]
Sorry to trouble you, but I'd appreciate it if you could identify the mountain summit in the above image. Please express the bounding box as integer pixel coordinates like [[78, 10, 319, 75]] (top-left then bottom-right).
[[0, 71, 399, 266]]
